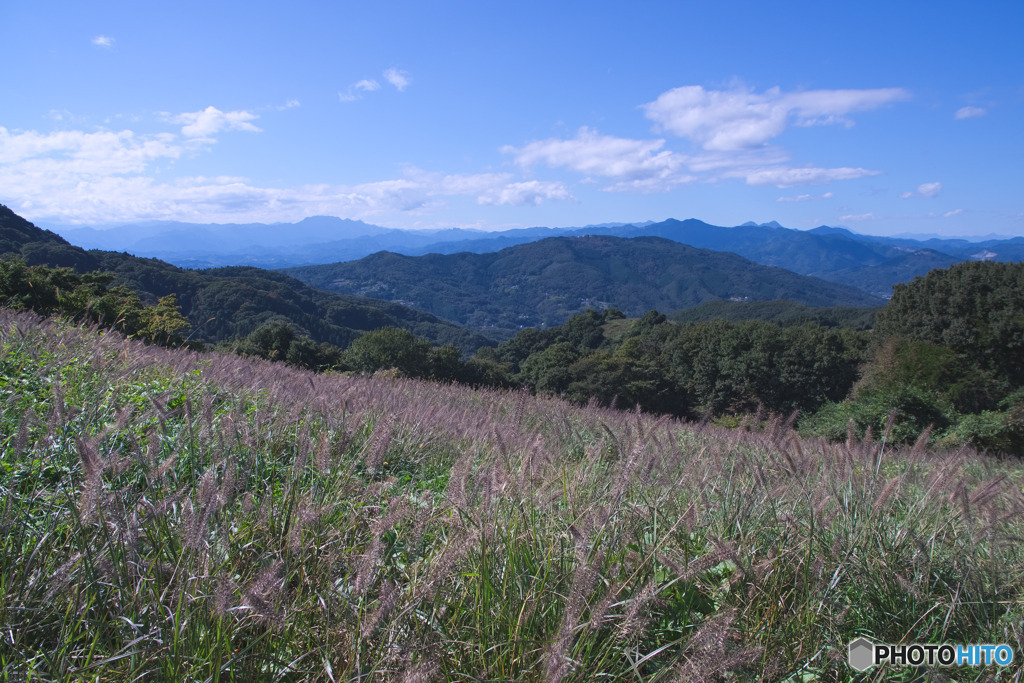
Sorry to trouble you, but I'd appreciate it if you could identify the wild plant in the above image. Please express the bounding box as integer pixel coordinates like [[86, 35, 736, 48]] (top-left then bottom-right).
[[0, 308, 1021, 681]]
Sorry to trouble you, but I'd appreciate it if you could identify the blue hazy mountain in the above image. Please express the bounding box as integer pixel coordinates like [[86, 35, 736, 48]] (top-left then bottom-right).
[[53, 216, 1023, 299]]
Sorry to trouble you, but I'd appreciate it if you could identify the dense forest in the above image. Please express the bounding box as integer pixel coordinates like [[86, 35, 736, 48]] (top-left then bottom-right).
[[469, 261, 1024, 453]]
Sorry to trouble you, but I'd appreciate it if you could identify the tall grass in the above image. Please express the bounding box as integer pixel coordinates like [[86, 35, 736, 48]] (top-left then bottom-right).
[[1, 309, 1022, 681]]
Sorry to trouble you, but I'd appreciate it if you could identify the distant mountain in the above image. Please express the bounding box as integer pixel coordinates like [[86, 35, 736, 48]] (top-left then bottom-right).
[[1, 205, 492, 352], [52, 215, 1023, 298], [282, 235, 884, 333]]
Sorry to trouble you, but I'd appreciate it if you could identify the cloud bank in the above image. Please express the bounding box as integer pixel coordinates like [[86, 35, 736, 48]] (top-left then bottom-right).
[[642, 85, 909, 151], [504, 85, 905, 192], [0, 112, 572, 224]]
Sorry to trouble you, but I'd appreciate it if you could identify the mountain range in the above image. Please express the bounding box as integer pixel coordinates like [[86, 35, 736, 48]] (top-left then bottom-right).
[[55, 217, 1024, 299], [281, 235, 884, 333], [0, 205, 490, 352]]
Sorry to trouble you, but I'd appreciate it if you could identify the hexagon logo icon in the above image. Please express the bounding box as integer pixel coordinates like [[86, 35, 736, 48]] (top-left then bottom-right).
[[848, 638, 875, 671]]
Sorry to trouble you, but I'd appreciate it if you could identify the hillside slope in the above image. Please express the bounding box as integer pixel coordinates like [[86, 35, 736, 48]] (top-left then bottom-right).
[[3, 309, 1019, 680], [0, 204, 491, 351]]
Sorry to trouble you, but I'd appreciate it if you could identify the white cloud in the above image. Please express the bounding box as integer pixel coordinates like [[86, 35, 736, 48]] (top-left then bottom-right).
[[339, 70, 409, 102], [477, 180, 574, 206], [92, 35, 114, 48], [777, 191, 834, 202], [383, 68, 410, 91], [944, 208, 964, 217], [901, 181, 942, 199], [841, 212, 878, 222], [0, 124, 573, 224], [740, 166, 882, 187], [499, 85, 906, 195], [504, 127, 687, 191], [173, 106, 261, 139], [955, 106, 986, 120], [0, 126, 181, 171], [643, 85, 910, 151]]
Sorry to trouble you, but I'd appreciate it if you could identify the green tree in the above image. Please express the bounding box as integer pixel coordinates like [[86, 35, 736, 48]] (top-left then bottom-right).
[[876, 260, 1024, 393], [141, 294, 191, 346], [237, 321, 298, 362], [519, 342, 582, 395], [344, 327, 431, 377]]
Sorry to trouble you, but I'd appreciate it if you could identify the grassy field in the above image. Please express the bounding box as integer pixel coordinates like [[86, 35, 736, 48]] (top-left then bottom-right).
[[1, 309, 1022, 681]]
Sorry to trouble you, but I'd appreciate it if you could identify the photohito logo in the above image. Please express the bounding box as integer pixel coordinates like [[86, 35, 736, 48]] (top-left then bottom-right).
[[848, 638, 1015, 671]]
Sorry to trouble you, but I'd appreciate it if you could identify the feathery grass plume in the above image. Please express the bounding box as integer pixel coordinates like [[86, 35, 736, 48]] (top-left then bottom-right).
[[616, 578, 660, 642], [671, 608, 739, 681], [363, 578, 400, 639], [480, 453, 508, 512], [243, 559, 285, 626], [422, 528, 478, 600], [509, 387, 528, 423], [587, 579, 621, 632], [871, 474, 903, 517], [42, 552, 83, 603], [363, 413, 395, 474], [13, 408, 33, 453], [397, 658, 438, 683], [182, 463, 220, 552], [212, 574, 236, 618], [76, 436, 106, 521], [354, 497, 408, 596], [314, 431, 331, 475], [681, 546, 736, 583], [446, 446, 474, 512], [548, 551, 599, 683], [882, 407, 899, 444], [50, 380, 66, 430], [75, 435, 102, 481], [910, 424, 933, 458]]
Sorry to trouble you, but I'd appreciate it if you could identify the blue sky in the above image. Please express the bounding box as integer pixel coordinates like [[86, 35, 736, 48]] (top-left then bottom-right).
[[2, 1, 1021, 237]]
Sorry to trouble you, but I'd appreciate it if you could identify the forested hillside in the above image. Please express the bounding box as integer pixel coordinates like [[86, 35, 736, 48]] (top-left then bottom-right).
[[56, 216, 1024, 300], [0, 205, 490, 352], [283, 235, 883, 333], [480, 261, 1024, 454]]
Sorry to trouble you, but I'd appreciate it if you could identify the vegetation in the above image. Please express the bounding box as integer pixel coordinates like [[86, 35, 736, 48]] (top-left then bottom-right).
[[670, 299, 879, 331], [0, 258, 193, 348], [803, 261, 1024, 453], [2, 309, 1022, 681], [7, 204, 1024, 456], [0, 204, 493, 353], [482, 308, 870, 422], [483, 260, 1024, 455], [282, 235, 883, 334]]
